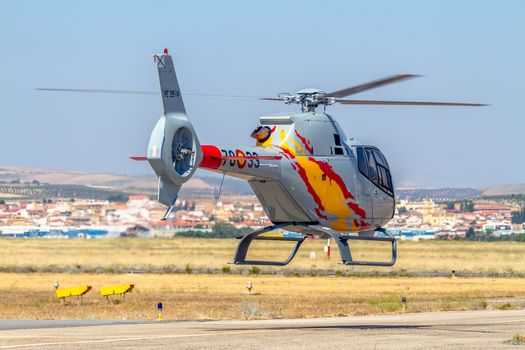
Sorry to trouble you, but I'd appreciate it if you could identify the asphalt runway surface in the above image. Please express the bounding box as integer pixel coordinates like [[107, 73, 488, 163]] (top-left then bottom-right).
[[0, 310, 524, 349]]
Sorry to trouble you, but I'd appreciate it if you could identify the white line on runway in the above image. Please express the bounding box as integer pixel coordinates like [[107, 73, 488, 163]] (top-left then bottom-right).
[[1, 316, 525, 348], [0, 330, 265, 349]]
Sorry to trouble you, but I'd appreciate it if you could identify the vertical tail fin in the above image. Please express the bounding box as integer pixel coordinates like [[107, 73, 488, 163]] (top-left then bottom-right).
[[147, 49, 202, 215], [154, 49, 186, 115]]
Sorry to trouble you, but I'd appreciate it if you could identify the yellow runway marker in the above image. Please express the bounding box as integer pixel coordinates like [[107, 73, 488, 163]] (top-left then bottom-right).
[[99, 284, 134, 301], [55, 286, 91, 303]]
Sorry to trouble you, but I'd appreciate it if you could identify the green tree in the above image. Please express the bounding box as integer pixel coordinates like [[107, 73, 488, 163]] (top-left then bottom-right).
[[460, 200, 474, 213], [176, 222, 252, 239], [212, 222, 251, 237], [106, 194, 129, 202], [512, 210, 525, 224], [466, 227, 476, 240]]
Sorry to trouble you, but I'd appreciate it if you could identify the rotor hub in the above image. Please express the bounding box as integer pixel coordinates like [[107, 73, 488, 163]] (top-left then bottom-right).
[[279, 89, 335, 112], [175, 145, 193, 161]]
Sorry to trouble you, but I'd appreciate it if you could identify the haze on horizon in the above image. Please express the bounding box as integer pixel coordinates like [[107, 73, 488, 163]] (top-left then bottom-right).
[[0, 1, 523, 189]]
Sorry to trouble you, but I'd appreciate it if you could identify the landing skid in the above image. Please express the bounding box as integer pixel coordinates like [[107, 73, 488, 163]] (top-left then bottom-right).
[[232, 223, 396, 267], [233, 223, 307, 266]]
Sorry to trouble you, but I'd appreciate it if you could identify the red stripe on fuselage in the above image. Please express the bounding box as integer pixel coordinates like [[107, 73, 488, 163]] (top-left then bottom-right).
[[275, 145, 328, 221], [307, 158, 354, 200], [293, 159, 327, 216], [307, 157, 367, 219], [275, 146, 295, 159], [315, 208, 329, 220], [294, 130, 313, 154], [353, 219, 370, 230]]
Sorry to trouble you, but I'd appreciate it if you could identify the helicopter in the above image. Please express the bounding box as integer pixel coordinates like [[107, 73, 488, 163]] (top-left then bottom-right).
[[38, 49, 486, 267]]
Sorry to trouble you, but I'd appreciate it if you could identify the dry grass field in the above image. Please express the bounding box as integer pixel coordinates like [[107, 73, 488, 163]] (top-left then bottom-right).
[[0, 237, 524, 276], [0, 273, 524, 320], [0, 238, 524, 320]]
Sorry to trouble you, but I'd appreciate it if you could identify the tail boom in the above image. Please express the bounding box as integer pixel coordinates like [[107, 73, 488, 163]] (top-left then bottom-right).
[[199, 144, 282, 179]]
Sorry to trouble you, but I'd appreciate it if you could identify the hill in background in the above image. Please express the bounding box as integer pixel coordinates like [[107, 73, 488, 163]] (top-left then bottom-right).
[[481, 184, 525, 196], [0, 166, 253, 200], [1, 166, 524, 201]]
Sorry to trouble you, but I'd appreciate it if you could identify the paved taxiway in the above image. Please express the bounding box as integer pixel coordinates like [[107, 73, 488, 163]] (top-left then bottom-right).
[[0, 310, 524, 349]]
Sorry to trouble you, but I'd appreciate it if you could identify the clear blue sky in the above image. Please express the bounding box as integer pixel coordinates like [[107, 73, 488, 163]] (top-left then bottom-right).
[[0, 0, 523, 188]]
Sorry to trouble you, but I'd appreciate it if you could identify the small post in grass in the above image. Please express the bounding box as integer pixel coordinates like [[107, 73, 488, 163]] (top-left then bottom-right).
[[242, 281, 260, 296], [324, 239, 331, 259], [157, 302, 163, 321], [401, 296, 407, 312]]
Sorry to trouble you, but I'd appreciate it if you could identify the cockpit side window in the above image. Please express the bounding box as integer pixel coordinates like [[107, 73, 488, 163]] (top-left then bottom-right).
[[356, 147, 369, 178], [365, 148, 380, 186], [332, 133, 345, 155], [372, 149, 393, 196]]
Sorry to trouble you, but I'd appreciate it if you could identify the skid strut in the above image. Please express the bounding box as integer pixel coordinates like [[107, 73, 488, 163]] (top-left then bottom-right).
[[233, 224, 307, 266], [334, 233, 397, 266], [308, 226, 397, 266]]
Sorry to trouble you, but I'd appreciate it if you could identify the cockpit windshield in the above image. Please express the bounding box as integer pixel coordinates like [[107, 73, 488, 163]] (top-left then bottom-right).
[[356, 146, 394, 196]]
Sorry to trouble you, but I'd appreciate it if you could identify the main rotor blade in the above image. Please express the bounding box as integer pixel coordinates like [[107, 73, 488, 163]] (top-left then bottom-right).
[[335, 99, 488, 107], [36, 88, 264, 100], [260, 97, 286, 101], [326, 74, 420, 98], [36, 88, 157, 95], [185, 93, 262, 100]]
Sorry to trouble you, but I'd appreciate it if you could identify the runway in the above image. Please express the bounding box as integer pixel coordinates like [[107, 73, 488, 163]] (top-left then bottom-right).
[[0, 310, 524, 349]]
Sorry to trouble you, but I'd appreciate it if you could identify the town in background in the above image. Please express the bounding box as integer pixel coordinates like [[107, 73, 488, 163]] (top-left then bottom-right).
[[1, 184, 524, 241]]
